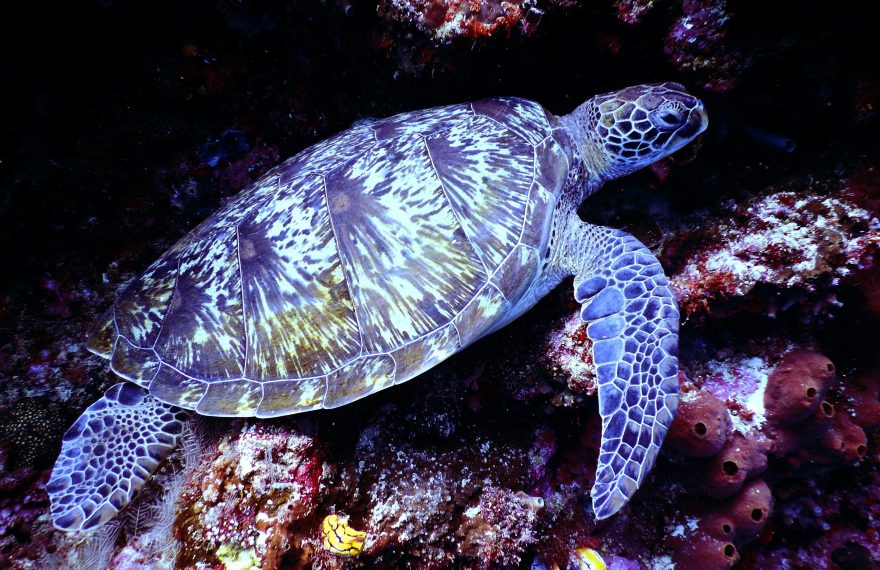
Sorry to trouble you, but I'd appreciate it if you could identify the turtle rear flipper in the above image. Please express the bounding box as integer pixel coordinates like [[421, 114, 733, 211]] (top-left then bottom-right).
[[573, 225, 680, 519], [47, 383, 186, 531]]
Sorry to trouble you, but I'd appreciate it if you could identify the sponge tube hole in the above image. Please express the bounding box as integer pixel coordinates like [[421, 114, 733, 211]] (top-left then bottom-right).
[[724, 544, 736, 559], [722, 460, 739, 476]]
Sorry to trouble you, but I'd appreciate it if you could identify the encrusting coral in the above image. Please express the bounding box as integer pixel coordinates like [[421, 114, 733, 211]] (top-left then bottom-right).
[[173, 423, 325, 569], [0, 398, 68, 469]]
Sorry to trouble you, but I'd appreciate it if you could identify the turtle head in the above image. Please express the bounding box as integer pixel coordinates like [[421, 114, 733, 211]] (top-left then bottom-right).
[[571, 82, 708, 181]]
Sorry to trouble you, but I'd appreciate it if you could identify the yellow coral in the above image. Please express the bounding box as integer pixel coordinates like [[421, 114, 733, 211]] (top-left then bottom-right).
[[216, 543, 260, 570], [575, 547, 607, 570], [321, 514, 366, 557]]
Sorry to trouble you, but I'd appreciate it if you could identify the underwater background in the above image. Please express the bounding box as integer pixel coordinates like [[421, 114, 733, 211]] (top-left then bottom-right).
[[1, 0, 880, 568]]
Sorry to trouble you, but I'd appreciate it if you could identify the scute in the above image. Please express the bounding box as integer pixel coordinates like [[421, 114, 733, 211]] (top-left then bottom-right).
[[323, 355, 396, 408], [471, 98, 556, 146], [85, 309, 116, 358], [154, 221, 246, 380], [425, 115, 535, 268], [238, 170, 361, 380], [93, 97, 564, 417], [325, 132, 486, 353]]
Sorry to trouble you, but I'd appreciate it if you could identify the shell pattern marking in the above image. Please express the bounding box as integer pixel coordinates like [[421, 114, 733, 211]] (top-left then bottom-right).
[[87, 98, 571, 417]]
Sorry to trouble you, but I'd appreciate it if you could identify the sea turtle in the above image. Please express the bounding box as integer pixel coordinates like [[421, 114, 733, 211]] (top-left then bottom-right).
[[48, 83, 708, 531]]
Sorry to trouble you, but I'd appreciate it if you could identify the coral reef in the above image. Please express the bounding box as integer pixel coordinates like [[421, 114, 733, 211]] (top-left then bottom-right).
[[377, 0, 542, 41], [664, 0, 742, 92], [668, 190, 880, 321], [174, 423, 325, 569]]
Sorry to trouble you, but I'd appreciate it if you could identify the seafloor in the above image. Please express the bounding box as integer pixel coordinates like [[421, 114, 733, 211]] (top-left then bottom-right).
[[1, 1, 879, 569]]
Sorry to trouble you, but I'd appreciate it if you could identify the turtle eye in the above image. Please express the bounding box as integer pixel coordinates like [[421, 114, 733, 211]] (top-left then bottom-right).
[[650, 107, 685, 131]]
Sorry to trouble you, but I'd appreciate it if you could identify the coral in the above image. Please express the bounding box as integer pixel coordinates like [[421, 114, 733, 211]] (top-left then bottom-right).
[[663, 0, 741, 92], [763, 349, 836, 426], [174, 423, 325, 570], [846, 368, 880, 432], [666, 385, 732, 458], [0, 397, 68, 469], [747, 468, 880, 567], [614, 0, 659, 25], [455, 487, 543, 565], [377, 0, 543, 41], [540, 312, 598, 398], [0, 469, 51, 567], [3, 1, 880, 567], [348, 405, 538, 567], [692, 349, 781, 435], [669, 190, 880, 320]]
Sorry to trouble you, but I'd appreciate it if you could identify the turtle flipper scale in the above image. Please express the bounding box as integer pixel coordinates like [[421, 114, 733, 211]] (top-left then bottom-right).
[[47, 383, 186, 531], [574, 226, 680, 519]]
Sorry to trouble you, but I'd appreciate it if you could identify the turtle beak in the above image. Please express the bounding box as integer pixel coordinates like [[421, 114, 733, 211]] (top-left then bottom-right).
[[667, 104, 708, 165], [676, 104, 709, 140]]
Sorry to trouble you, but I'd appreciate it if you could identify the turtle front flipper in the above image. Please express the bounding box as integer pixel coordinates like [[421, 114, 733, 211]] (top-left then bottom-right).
[[572, 224, 680, 519], [47, 383, 186, 531]]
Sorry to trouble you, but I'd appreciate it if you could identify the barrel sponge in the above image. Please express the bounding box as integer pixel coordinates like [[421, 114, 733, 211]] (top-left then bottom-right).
[[666, 388, 732, 458], [700, 512, 737, 542], [820, 412, 868, 463], [769, 399, 835, 458], [728, 478, 773, 541], [764, 349, 836, 426], [671, 532, 739, 570], [696, 433, 770, 499], [848, 372, 880, 432]]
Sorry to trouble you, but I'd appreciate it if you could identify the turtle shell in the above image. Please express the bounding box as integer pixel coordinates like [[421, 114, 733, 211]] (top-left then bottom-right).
[[87, 98, 574, 417]]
